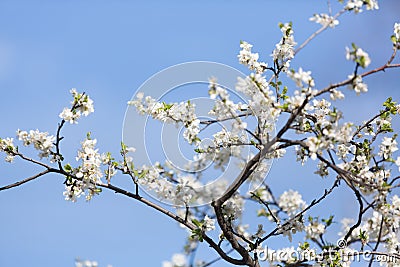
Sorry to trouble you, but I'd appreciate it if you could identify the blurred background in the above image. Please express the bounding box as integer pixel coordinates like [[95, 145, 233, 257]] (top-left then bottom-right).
[[0, 0, 399, 266]]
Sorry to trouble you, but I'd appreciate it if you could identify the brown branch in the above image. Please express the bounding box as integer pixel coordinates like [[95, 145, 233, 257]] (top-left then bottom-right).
[[259, 178, 339, 243], [98, 182, 245, 266], [212, 200, 254, 266], [316, 55, 400, 98], [295, 9, 346, 55], [368, 215, 385, 267], [14, 152, 53, 169], [0, 169, 52, 191], [343, 188, 364, 242]]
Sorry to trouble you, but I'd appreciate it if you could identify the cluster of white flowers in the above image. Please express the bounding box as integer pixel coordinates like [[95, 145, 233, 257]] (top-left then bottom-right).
[[134, 161, 229, 206], [309, 13, 339, 28], [392, 22, 400, 46], [272, 22, 296, 71], [75, 259, 101, 267], [288, 68, 315, 88], [395, 23, 400, 40], [129, 92, 200, 144], [208, 78, 244, 122], [345, 0, 379, 13], [278, 190, 306, 216], [17, 129, 56, 160], [63, 136, 103, 202], [348, 74, 368, 95], [329, 89, 345, 101], [202, 215, 215, 232], [237, 41, 268, 74], [336, 143, 356, 161], [305, 218, 326, 239], [345, 44, 371, 68], [59, 88, 94, 124], [162, 253, 188, 267], [235, 73, 278, 142], [306, 137, 323, 160], [0, 137, 16, 162], [396, 157, 400, 172], [278, 217, 305, 242], [248, 160, 275, 190], [223, 193, 245, 219], [285, 88, 317, 113], [378, 136, 398, 159]]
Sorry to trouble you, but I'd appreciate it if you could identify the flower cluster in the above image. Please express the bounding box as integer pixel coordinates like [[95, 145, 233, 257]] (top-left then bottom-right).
[[345, 43, 371, 68], [0, 137, 16, 162], [348, 74, 368, 95], [59, 88, 94, 124], [272, 22, 296, 71], [378, 136, 398, 159], [237, 41, 268, 74], [75, 259, 102, 267], [392, 22, 400, 46], [63, 135, 103, 202], [309, 13, 339, 28], [202, 215, 215, 232], [345, 0, 379, 13], [129, 92, 200, 144], [305, 218, 326, 239], [288, 68, 315, 88], [278, 190, 306, 217], [162, 253, 188, 267], [17, 129, 56, 160]]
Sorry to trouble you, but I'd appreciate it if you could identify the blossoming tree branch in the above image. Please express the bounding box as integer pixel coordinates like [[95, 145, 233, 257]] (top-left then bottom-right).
[[1, 1, 400, 267]]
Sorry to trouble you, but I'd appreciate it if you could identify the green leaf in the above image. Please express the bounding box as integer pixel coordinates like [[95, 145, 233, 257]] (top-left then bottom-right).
[[299, 242, 310, 250], [94, 187, 102, 194], [64, 163, 72, 172], [257, 208, 268, 217], [391, 35, 398, 44], [322, 215, 334, 227], [191, 219, 202, 228], [191, 228, 204, 242]]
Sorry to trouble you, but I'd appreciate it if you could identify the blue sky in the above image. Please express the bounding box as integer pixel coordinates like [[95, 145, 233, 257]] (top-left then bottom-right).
[[0, 1, 399, 267]]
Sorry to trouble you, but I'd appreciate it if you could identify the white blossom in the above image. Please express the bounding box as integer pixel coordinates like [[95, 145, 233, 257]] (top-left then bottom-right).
[[162, 253, 188, 267], [272, 23, 296, 71], [345, 0, 379, 13], [348, 74, 368, 95], [309, 13, 339, 28], [346, 45, 371, 68], [0, 137, 16, 163], [64, 136, 103, 202], [203, 215, 215, 231], [129, 93, 200, 144], [278, 190, 306, 216], [59, 108, 79, 124], [17, 129, 56, 160], [365, 0, 379, 10], [60, 89, 94, 123], [278, 218, 305, 242], [378, 137, 398, 159], [75, 259, 98, 267], [288, 68, 315, 88], [394, 22, 400, 41], [395, 157, 400, 172], [305, 220, 326, 239], [330, 89, 345, 101], [238, 41, 268, 73]]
